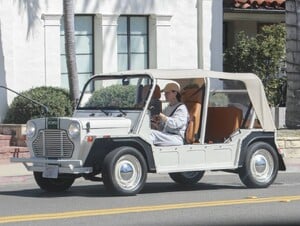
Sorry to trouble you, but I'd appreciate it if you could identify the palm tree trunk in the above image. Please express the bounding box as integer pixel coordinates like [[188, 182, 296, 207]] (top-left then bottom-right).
[[63, 0, 79, 107], [286, 0, 300, 128]]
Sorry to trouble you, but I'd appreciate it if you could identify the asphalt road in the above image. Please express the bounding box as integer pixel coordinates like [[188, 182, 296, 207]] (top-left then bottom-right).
[[0, 171, 300, 226]]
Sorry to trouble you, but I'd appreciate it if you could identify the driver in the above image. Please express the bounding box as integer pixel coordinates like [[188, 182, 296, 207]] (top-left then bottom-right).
[[150, 83, 188, 146]]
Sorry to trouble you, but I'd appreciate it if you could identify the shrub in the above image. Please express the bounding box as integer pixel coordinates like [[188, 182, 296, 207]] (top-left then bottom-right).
[[224, 24, 286, 106], [4, 86, 73, 124], [209, 93, 229, 107], [86, 85, 136, 108]]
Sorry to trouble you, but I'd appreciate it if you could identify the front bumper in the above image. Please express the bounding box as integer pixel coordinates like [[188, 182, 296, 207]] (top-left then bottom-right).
[[10, 157, 93, 174]]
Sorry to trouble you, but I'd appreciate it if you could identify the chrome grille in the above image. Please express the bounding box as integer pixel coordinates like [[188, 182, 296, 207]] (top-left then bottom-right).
[[32, 130, 74, 158]]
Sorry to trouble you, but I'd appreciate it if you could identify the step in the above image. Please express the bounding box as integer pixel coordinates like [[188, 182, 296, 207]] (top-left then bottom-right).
[[0, 135, 12, 147]]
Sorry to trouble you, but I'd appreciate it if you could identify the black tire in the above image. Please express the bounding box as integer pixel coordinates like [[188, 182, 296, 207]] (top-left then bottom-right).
[[238, 142, 279, 188], [169, 171, 205, 185], [33, 172, 75, 192], [102, 146, 147, 196]]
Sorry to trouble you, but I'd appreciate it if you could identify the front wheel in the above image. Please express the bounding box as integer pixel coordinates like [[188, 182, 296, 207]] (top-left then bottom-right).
[[102, 146, 147, 196], [169, 171, 205, 185], [238, 142, 279, 188], [33, 172, 75, 192]]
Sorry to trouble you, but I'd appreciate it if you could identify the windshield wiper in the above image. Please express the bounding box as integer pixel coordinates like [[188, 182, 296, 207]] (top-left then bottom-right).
[[117, 108, 127, 117], [106, 106, 127, 117], [97, 108, 109, 116]]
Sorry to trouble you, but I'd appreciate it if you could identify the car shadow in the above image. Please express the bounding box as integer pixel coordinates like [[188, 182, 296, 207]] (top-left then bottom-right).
[[0, 181, 245, 198], [141, 182, 244, 194]]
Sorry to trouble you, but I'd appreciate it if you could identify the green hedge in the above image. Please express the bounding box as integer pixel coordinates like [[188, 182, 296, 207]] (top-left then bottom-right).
[[4, 86, 73, 124], [86, 85, 136, 108], [224, 24, 286, 106]]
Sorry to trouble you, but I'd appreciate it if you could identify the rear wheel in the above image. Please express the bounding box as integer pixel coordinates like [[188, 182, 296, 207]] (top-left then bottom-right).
[[169, 171, 205, 185], [102, 146, 147, 196], [238, 142, 279, 188], [33, 172, 75, 192]]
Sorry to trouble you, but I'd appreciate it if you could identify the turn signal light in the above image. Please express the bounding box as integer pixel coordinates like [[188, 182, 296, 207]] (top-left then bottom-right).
[[86, 136, 94, 142]]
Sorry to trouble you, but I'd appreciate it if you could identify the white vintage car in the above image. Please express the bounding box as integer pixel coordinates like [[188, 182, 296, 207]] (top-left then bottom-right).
[[11, 69, 286, 195]]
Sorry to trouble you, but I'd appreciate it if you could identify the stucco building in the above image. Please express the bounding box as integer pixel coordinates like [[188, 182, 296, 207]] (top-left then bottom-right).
[[0, 0, 224, 122], [0, 0, 286, 123]]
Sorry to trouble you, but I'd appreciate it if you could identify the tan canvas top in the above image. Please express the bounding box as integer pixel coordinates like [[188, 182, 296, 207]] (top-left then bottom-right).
[[103, 69, 276, 131]]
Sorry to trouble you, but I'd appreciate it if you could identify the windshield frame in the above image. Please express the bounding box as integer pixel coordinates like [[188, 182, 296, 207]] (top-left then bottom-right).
[[76, 74, 153, 111]]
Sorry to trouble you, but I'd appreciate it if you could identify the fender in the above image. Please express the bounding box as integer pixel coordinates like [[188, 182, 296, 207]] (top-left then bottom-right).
[[83, 137, 156, 172], [239, 131, 286, 170]]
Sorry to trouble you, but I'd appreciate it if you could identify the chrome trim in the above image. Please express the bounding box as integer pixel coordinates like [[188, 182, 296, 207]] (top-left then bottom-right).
[[10, 157, 93, 174], [32, 130, 74, 158]]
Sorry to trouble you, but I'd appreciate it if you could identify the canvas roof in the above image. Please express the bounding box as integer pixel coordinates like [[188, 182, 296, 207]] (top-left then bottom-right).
[[102, 69, 276, 131]]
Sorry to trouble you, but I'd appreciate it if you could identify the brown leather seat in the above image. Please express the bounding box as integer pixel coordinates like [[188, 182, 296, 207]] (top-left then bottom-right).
[[142, 85, 161, 100], [181, 85, 204, 144], [205, 107, 243, 143], [142, 85, 161, 116]]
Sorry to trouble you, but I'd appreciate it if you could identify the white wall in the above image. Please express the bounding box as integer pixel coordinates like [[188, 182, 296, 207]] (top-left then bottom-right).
[[197, 0, 223, 71], [0, 1, 63, 123], [0, 0, 222, 122]]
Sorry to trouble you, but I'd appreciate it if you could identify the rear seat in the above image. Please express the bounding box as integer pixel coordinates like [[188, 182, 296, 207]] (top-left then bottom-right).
[[205, 106, 243, 143]]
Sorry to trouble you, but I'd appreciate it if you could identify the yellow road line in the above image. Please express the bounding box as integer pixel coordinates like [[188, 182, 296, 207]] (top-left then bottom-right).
[[0, 195, 300, 224]]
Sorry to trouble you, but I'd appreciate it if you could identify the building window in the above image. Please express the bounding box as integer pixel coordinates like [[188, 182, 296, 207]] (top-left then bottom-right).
[[60, 15, 94, 91], [117, 16, 149, 71]]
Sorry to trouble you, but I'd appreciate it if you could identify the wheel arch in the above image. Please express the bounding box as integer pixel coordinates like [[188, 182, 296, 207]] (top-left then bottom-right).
[[111, 137, 156, 172], [239, 132, 286, 171], [84, 137, 156, 173]]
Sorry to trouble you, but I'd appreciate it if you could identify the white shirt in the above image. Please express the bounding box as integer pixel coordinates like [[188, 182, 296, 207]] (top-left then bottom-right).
[[161, 103, 189, 138]]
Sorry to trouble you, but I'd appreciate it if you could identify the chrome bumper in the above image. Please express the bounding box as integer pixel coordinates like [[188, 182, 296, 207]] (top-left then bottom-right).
[[10, 157, 93, 174]]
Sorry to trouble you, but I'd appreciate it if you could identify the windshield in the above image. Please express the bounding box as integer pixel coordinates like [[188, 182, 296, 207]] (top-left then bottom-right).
[[77, 74, 152, 110]]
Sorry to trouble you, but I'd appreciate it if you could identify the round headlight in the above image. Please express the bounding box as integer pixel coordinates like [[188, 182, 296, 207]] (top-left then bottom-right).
[[68, 122, 80, 138], [26, 121, 36, 138]]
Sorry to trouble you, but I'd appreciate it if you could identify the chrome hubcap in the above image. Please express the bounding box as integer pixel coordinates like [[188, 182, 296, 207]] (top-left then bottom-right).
[[250, 149, 274, 183], [115, 154, 142, 191], [254, 155, 267, 173], [120, 163, 134, 180]]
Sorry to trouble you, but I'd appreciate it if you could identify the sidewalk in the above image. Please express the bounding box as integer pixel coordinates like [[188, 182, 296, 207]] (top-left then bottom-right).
[[283, 157, 300, 172], [0, 162, 31, 177], [0, 163, 32, 185]]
